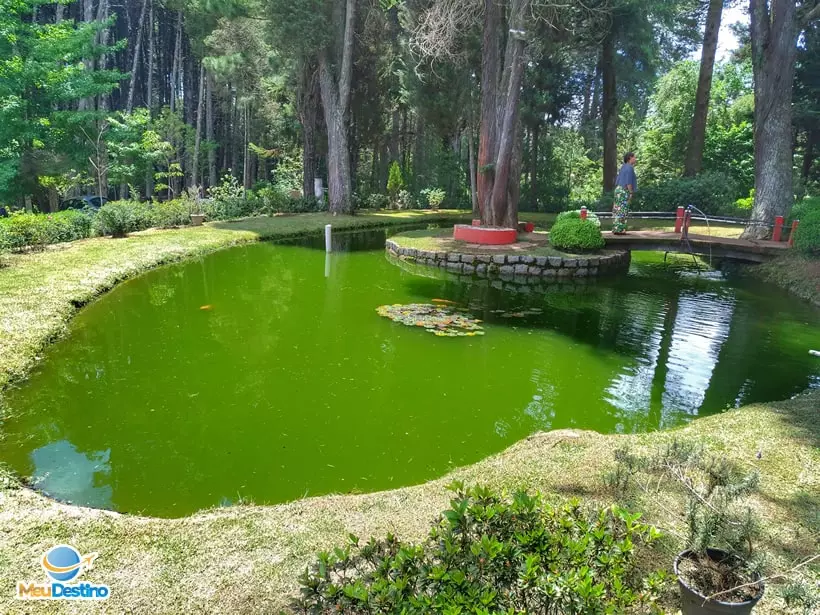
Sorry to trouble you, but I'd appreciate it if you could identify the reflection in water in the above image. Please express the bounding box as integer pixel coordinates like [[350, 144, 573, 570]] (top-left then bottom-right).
[[29, 440, 112, 509]]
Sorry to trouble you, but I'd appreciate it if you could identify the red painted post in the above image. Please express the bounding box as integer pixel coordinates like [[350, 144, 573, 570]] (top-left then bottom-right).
[[580, 206, 588, 221], [675, 207, 685, 234], [773, 216, 784, 242], [788, 220, 800, 247]]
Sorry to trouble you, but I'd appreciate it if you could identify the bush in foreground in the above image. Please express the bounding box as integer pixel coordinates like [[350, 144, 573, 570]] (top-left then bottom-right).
[[550, 214, 605, 251], [292, 483, 666, 614]]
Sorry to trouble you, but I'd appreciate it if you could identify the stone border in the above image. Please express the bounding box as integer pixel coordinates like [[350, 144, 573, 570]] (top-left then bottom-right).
[[385, 239, 631, 280]]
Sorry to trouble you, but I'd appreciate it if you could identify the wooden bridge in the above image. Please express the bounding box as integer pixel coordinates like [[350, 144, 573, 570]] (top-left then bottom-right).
[[603, 231, 790, 263]]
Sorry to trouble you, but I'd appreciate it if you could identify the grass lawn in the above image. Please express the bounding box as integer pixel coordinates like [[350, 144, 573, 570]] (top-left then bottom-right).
[[0, 210, 817, 613]]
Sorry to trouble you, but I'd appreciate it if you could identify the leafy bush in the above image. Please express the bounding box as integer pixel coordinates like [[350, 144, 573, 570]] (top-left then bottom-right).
[[152, 199, 191, 228], [0, 210, 93, 250], [256, 184, 292, 214], [550, 216, 605, 251], [789, 195, 819, 224], [556, 209, 601, 228], [293, 483, 666, 613], [632, 172, 740, 217], [364, 193, 389, 210], [94, 200, 153, 238], [396, 189, 417, 210], [420, 187, 446, 210], [203, 195, 263, 221], [735, 189, 755, 211], [793, 207, 820, 255]]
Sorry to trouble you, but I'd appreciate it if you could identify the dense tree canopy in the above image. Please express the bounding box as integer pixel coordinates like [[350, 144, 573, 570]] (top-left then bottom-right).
[[0, 0, 817, 228]]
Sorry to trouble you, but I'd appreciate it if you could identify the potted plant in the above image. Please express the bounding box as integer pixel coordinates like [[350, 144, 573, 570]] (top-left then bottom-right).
[[607, 441, 765, 614], [188, 188, 206, 226], [665, 443, 764, 614]]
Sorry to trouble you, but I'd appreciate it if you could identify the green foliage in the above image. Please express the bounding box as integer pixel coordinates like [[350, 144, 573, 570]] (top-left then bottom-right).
[[420, 187, 446, 210], [152, 199, 192, 229], [365, 193, 390, 210], [632, 172, 740, 216], [94, 201, 153, 238], [395, 190, 417, 210], [293, 483, 666, 613], [550, 216, 605, 251], [387, 161, 405, 204], [556, 209, 601, 227], [0, 210, 93, 251], [0, 0, 122, 201], [735, 189, 755, 211], [789, 196, 820, 224], [792, 207, 820, 255]]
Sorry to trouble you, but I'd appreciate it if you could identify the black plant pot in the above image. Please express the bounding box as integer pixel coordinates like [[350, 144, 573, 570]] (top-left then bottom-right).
[[675, 549, 764, 615]]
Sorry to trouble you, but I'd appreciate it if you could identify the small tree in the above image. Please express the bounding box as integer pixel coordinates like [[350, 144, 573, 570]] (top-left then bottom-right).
[[387, 161, 404, 208]]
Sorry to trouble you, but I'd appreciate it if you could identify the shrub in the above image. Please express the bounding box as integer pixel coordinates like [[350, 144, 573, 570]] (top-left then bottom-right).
[[396, 189, 416, 210], [293, 483, 666, 613], [632, 172, 740, 217], [386, 161, 404, 206], [0, 210, 94, 250], [420, 187, 446, 210], [556, 209, 601, 228], [203, 195, 263, 221], [94, 201, 153, 238], [365, 193, 389, 210], [256, 185, 292, 214], [788, 195, 819, 224], [793, 207, 820, 255], [152, 199, 191, 228], [550, 215, 605, 251]]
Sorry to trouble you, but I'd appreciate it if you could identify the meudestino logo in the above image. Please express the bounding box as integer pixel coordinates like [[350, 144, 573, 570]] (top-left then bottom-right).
[[16, 545, 110, 600]]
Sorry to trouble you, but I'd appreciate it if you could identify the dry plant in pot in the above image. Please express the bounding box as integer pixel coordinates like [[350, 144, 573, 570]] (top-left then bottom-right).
[[607, 440, 765, 614]]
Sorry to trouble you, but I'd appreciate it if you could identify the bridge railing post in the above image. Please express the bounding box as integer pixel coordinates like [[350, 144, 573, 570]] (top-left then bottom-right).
[[788, 220, 800, 247], [580, 206, 588, 221], [675, 207, 685, 234], [773, 216, 784, 242]]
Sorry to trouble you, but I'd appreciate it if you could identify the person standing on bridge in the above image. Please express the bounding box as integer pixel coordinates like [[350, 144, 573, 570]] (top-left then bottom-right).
[[612, 152, 637, 234]]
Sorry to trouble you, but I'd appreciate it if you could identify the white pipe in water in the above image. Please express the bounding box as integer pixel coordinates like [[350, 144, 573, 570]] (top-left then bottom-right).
[[325, 224, 332, 253]]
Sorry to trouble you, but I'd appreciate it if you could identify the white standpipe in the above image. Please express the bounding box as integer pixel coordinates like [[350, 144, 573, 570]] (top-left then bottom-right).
[[325, 224, 332, 253], [314, 177, 324, 199]]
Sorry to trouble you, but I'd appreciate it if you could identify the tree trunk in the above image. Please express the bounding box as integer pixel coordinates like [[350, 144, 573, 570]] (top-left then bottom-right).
[[803, 129, 817, 180], [170, 11, 183, 114], [476, 0, 501, 221], [207, 73, 216, 189], [389, 109, 401, 164], [744, 0, 798, 239], [96, 0, 110, 111], [317, 0, 356, 214], [602, 31, 618, 193], [684, 0, 724, 176], [78, 0, 95, 111], [126, 0, 149, 113], [192, 63, 205, 190], [530, 122, 539, 207], [146, 0, 154, 113], [243, 104, 251, 192], [298, 61, 319, 199], [468, 126, 478, 216]]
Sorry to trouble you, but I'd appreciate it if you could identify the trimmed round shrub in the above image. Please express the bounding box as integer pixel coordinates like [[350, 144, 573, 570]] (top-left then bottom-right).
[[550, 216, 605, 251], [94, 201, 154, 238], [556, 209, 601, 227], [152, 199, 191, 228], [294, 484, 666, 613], [793, 207, 820, 255]]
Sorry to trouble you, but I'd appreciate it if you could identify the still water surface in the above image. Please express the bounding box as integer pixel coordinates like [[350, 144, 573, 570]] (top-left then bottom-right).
[[2, 230, 818, 517]]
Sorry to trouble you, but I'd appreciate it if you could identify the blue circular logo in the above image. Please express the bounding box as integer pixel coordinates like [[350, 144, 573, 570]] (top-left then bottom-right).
[[42, 545, 82, 582]]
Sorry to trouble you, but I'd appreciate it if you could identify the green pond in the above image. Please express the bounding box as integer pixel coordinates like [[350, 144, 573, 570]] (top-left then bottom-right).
[[2, 229, 819, 518]]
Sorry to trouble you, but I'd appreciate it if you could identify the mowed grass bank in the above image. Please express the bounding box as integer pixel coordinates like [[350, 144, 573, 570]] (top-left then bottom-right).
[[0, 391, 817, 614]]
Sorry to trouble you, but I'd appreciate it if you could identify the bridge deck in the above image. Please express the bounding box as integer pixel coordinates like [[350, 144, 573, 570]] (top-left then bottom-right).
[[603, 231, 789, 263]]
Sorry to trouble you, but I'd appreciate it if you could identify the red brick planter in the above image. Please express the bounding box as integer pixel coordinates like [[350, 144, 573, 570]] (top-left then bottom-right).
[[453, 225, 517, 245]]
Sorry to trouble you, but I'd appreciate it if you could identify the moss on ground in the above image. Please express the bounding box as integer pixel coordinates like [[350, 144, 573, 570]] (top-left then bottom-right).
[[0, 210, 816, 614]]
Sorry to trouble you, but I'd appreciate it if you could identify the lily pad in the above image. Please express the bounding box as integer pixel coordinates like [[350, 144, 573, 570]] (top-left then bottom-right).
[[377, 303, 485, 338]]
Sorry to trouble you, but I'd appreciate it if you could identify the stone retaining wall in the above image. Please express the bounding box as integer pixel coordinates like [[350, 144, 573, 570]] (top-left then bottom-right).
[[385, 240, 631, 281]]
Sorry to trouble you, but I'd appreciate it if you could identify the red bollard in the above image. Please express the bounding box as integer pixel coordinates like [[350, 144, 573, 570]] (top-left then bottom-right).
[[788, 220, 800, 246], [580, 206, 588, 221], [675, 207, 685, 234], [773, 216, 784, 242]]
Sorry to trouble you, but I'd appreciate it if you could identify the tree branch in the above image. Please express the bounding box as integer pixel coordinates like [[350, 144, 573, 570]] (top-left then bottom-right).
[[800, 1, 820, 26], [702, 554, 820, 604]]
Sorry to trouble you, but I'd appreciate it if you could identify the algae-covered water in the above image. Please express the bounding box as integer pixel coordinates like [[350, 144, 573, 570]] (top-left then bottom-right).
[[2, 229, 818, 517]]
